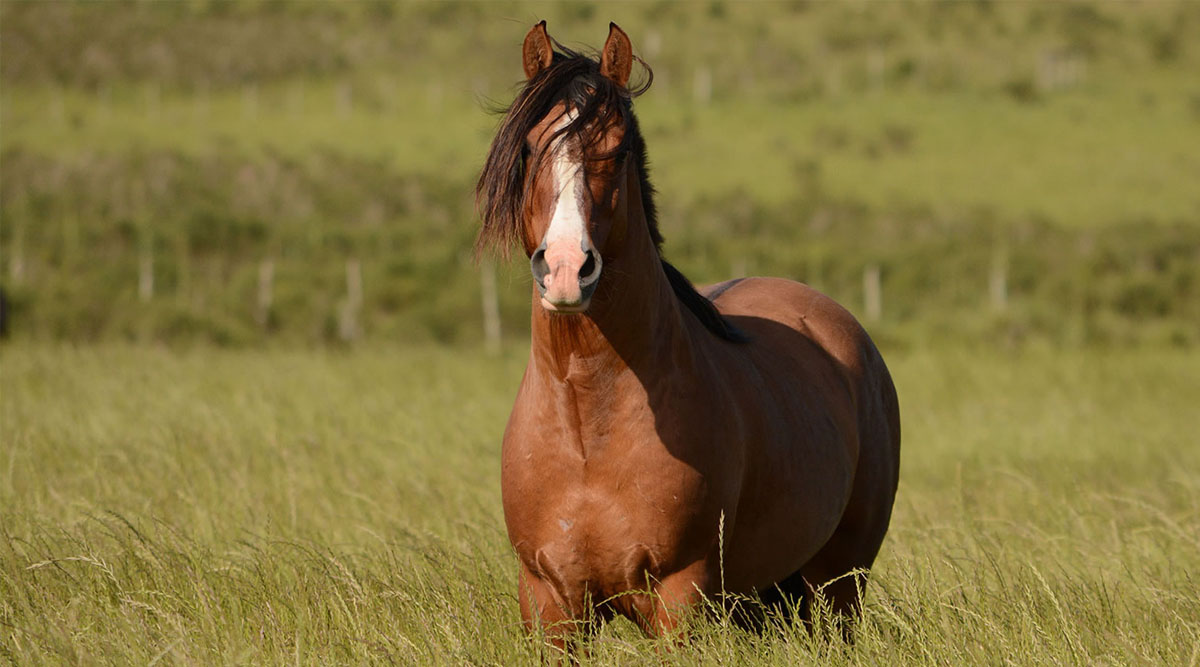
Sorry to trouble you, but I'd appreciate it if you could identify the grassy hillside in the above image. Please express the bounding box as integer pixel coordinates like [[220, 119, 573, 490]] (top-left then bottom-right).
[[2, 2, 1198, 346], [3, 344, 1198, 662]]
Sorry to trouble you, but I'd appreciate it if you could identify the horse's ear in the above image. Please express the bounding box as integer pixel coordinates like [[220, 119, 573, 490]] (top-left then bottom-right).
[[599, 23, 633, 88], [522, 20, 554, 80]]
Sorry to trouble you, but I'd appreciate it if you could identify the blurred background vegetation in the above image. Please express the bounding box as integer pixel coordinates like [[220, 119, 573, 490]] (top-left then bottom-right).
[[2, 0, 1198, 349]]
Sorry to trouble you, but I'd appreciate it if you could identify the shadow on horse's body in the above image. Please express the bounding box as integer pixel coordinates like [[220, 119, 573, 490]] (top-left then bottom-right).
[[477, 21, 900, 651]]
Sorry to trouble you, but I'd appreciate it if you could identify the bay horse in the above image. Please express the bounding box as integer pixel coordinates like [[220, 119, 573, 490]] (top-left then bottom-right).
[[476, 21, 900, 649]]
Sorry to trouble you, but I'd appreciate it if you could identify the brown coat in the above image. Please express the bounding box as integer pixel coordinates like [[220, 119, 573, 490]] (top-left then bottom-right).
[[479, 22, 900, 649]]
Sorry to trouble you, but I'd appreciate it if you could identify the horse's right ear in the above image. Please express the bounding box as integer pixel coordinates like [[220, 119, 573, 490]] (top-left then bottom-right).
[[599, 23, 633, 88], [522, 20, 554, 80]]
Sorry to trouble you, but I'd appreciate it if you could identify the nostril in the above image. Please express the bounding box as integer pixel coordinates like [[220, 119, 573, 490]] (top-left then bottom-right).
[[530, 245, 549, 290], [578, 249, 602, 286]]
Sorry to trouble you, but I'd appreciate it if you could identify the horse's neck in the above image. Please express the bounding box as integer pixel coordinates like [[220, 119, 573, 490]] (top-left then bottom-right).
[[528, 168, 696, 399]]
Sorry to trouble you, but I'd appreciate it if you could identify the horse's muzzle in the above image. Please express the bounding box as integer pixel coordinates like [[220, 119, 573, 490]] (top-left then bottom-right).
[[531, 240, 602, 312]]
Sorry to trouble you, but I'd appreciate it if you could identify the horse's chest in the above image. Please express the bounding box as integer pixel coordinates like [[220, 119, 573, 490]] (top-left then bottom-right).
[[503, 444, 714, 601], [517, 486, 695, 599], [501, 372, 733, 603]]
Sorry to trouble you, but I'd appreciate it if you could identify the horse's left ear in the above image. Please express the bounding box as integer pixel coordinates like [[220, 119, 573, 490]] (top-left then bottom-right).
[[599, 23, 633, 88]]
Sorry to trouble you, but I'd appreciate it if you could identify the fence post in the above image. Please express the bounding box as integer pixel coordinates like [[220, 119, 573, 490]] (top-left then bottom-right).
[[144, 82, 161, 119], [480, 259, 502, 354], [242, 82, 258, 120], [256, 258, 275, 331], [61, 213, 80, 269], [693, 66, 712, 105], [129, 177, 153, 303], [174, 232, 190, 305], [644, 30, 662, 60], [193, 81, 210, 121], [138, 243, 154, 303], [8, 194, 25, 285], [426, 80, 442, 112], [868, 47, 886, 93], [990, 242, 1009, 313], [99, 84, 112, 122], [287, 80, 305, 117], [336, 82, 353, 117], [338, 258, 363, 342], [51, 85, 65, 124], [863, 263, 882, 323]]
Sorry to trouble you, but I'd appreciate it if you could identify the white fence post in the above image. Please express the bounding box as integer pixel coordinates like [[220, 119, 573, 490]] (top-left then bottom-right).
[[138, 243, 154, 303], [863, 263, 882, 323], [990, 242, 1009, 313], [693, 66, 712, 105], [481, 259, 502, 354], [338, 258, 363, 342], [256, 258, 275, 330]]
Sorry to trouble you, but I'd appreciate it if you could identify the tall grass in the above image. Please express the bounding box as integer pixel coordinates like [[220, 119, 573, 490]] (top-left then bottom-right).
[[3, 343, 1197, 663]]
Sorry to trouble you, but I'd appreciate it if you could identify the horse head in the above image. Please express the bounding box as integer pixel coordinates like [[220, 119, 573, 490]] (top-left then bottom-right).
[[478, 22, 645, 313]]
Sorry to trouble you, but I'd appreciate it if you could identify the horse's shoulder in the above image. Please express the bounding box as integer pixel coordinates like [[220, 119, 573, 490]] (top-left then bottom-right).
[[704, 276, 875, 374]]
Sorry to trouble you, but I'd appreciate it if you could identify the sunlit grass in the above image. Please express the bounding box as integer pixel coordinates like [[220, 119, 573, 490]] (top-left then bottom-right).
[[7, 68, 1198, 230], [2, 343, 1197, 663], [638, 69, 1200, 227], [0, 78, 497, 173]]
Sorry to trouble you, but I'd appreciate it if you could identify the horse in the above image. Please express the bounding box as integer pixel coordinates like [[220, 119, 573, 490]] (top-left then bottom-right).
[[475, 21, 901, 650]]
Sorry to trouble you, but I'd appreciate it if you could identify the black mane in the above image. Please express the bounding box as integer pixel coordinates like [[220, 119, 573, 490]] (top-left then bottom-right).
[[475, 47, 746, 343]]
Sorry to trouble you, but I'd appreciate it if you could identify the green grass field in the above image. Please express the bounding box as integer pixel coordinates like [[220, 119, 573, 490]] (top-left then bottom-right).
[[3, 2, 1199, 345], [5, 4, 1198, 228], [3, 4, 1199, 661], [3, 343, 1198, 663]]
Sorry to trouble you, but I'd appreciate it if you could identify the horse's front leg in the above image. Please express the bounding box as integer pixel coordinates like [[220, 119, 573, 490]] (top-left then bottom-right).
[[630, 558, 715, 639], [517, 563, 590, 658]]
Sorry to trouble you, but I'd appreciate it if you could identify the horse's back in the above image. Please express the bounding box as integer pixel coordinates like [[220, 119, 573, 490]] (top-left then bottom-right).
[[703, 276, 901, 593], [704, 277, 876, 381]]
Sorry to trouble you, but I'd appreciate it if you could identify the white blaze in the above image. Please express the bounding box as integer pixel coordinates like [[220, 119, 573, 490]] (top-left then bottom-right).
[[543, 110, 587, 251]]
